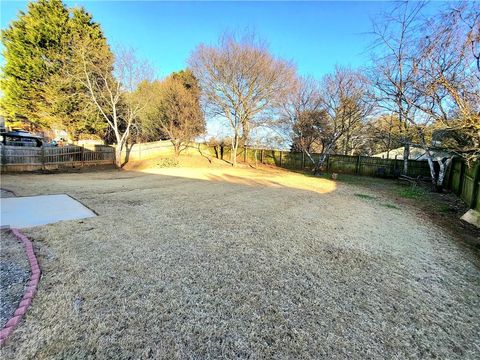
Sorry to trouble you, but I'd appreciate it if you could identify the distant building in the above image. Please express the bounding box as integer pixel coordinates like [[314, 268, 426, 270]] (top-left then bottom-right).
[[373, 146, 452, 161]]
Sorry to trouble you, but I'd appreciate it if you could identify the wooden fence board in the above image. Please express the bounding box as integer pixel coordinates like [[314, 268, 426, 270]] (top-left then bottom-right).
[[445, 158, 479, 211], [1, 145, 114, 172], [4, 139, 477, 211], [208, 145, 431, 178]]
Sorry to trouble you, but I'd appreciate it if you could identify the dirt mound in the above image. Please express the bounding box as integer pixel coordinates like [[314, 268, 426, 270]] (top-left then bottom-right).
[[123, 153, 248, 171]]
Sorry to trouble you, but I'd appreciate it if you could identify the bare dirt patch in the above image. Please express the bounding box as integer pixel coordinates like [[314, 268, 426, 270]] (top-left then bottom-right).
[[0, 163, 479, 359]]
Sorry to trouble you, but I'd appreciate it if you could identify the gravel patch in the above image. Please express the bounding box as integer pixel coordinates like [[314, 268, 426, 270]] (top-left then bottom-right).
[[0, 230, 29, 328], [0, 166, 479, 359]]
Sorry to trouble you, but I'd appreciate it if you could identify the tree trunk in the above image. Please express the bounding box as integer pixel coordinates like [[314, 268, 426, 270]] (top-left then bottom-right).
[[403, 143, 410, 175], [344, 131, 350, 155], [114, 129, 129, 168], [115, 145, 123, 168], [241, 120, 250, 146], [231, 134, 239, 166], [231, 147, 236, 166], [304, 150, 316, 170], [312, 153, 328, 174], [426, 156, 438, 191], [386, 132, 391, 159], [312, 141, 335, 175], [436, 157, 453, 190], [425, 152, 452, 192], [172, 140, 181, 158]]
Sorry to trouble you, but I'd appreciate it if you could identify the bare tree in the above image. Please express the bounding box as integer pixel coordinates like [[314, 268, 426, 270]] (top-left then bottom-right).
[[364, 115, 403, 157], [189, 33, 296, 165], [369, 1, 426, 174], [291, 109, 331, 166], [287, 68, 372, 173], [413, 1, 479, 180], [282, 76, 326, 162], [282, 76, 322, 132], [136, 76, 205, 157], [81, 46, 153, 167], [315, 67, 372, 172]]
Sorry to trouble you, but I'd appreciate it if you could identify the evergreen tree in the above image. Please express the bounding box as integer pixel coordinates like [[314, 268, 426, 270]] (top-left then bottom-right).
[[45, 6, 112, 139], [1, 0, 111, 139]]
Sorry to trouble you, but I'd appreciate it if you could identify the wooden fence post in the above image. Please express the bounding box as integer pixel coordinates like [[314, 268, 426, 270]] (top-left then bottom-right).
[[302, 151, 305, 169], [41, 146, 46, 170], [261, 149, 264, 164], [457, 160, 466, 196], [244, 147, 247, 163], [470, 162, 480, 209], [1, 145, 5, 169], [446, 157, 455, 190], [81, 146, 85, 168], [279, 151, 283, 168], [355, 155, 361, 175]]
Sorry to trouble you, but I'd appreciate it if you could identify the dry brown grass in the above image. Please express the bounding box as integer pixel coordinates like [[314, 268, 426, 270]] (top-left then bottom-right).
[[0, 159, 479, 359]]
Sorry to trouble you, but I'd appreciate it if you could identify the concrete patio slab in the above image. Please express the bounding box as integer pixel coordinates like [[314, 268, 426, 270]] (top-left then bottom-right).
[[0, 194, 96, 228], [461, 209, 480, 228]]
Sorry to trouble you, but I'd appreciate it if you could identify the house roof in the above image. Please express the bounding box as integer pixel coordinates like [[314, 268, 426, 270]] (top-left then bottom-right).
[[1, 130, 43, 139], [373, 146, 452, 161]]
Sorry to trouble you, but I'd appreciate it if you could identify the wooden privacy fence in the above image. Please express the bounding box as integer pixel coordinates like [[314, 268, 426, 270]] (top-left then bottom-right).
[[210, 146, 432, 179], [2, 139, 477, 211], [120, 140, 203, 162], [215, 146, 479, 211], [446, 158, 480, 211], [1, 145, 115, 172]]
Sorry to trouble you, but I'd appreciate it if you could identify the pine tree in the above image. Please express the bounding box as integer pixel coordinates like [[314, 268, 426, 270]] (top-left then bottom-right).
[[1, 0, 111, 139], [45, 6, 112, 139]]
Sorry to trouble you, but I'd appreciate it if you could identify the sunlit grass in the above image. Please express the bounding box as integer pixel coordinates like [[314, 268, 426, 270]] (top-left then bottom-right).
[[135, 158, 337, 195], [438, 205, 456, 214], [354, 193, 400, 210], [397, 186, 428, 199], [381, 203, 400, 210], [1, 164, 477, 358], [354, 193, 376, 200]]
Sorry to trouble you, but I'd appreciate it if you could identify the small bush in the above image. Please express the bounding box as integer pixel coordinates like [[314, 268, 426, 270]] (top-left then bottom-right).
[[155, 158, 179, 168]]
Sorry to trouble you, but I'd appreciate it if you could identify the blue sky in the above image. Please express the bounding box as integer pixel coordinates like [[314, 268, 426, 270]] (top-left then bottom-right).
[[0, 1, 447, 79]]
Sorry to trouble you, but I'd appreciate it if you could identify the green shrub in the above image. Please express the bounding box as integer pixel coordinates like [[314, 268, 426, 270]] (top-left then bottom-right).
[[397, 186, 428, 199]]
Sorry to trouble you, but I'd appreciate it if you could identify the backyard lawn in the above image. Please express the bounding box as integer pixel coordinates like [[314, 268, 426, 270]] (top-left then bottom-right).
[[1, 162, 479, 359]]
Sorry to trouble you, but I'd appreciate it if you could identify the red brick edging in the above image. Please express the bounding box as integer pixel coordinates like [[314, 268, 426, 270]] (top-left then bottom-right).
[[0, 228, 41, 348]]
